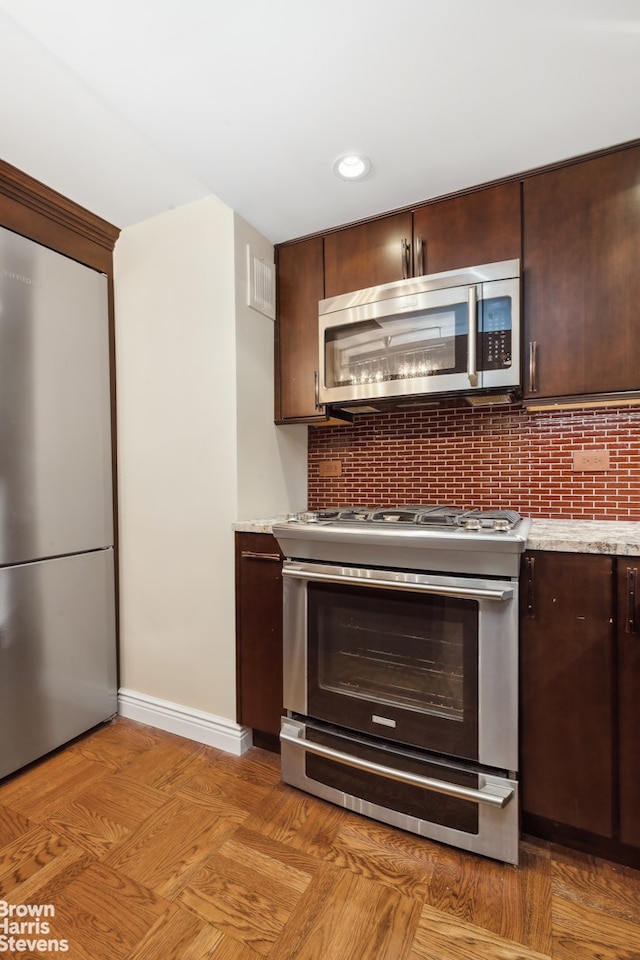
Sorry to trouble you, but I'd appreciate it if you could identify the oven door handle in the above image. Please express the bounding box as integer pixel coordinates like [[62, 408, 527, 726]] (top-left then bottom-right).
[[282, 567, 513, 601], [280, 722, 514, 809]]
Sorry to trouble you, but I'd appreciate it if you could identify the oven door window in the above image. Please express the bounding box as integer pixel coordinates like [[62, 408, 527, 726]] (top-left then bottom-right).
[[307, 581, 479, 761]]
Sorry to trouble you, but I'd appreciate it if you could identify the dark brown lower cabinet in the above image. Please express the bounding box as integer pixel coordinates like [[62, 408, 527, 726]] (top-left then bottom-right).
[[520, 550, 640, 868], [618, 560, 640, 849], [235, 532, 284, 750]]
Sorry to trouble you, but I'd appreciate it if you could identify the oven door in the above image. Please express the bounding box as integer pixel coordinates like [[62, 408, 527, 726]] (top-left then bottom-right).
[[282, 560, 518, 772]]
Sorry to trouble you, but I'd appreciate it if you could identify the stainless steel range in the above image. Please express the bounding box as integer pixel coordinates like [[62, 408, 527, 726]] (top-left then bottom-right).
[[272, 505, 530, 865]]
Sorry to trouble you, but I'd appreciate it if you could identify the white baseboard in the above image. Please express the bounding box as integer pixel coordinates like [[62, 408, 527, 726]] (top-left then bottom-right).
[[117, 688, 253, 756]]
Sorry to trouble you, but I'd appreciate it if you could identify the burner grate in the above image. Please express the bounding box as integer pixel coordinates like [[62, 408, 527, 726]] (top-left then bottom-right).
[[309, 504, 522, 531]]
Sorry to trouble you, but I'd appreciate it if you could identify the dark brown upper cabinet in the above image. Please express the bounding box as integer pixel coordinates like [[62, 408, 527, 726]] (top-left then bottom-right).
[[323, 182, 521, 300], [412, 181, 521, 276], [523, 144, 640, 401], [275, 235, 327, 423], [324, 211, 413, 298]]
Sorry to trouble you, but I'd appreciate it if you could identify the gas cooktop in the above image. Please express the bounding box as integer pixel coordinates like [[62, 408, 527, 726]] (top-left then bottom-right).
[[273, 504, 531, 577], [297, 505, 523, 533]]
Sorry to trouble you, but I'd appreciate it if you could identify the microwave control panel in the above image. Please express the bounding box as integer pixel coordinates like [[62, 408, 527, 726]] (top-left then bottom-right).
[[480, 297, 512, 369]]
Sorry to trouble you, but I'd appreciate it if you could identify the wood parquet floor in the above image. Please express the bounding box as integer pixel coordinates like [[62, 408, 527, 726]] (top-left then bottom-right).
[[0, 718, 639, 959]]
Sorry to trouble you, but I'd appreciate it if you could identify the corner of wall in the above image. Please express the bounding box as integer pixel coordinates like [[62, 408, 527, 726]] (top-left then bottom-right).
[[233, 213, 308, 518]]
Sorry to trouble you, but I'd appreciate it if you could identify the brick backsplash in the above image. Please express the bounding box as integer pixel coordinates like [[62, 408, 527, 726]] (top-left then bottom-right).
[[308, 404, 640, 519]]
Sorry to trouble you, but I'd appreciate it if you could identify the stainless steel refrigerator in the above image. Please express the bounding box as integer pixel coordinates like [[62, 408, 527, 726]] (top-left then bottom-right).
[[0, 224, 117, 780]]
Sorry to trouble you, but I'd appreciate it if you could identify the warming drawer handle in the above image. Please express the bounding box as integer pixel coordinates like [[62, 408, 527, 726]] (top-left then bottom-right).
[[282, 566, 513, 601], [467, 285, 478, 387], [280, 724, 514, 809]]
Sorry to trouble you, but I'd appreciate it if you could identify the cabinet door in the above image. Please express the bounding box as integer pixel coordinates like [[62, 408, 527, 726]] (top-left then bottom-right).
[[617, 560, 640, 848], [235, 533, 284, 740], [523, 145, 640, 399], [520, 551, 614, 837], [324, 212, 413, 298], [275, 236, 326, 422], [412, 182, 521, 276]]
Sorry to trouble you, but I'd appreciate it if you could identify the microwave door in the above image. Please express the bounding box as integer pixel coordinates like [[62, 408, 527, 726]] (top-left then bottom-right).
[[319, 273, 520, 405], [320, 286, 476, 404]]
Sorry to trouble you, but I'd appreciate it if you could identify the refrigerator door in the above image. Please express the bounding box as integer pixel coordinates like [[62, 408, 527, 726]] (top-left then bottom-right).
[[0, 226, 113, 565], [0, 549, 117, 779]]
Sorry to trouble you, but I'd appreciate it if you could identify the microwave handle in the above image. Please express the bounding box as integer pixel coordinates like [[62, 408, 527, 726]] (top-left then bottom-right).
[[414, 235, 424, 276], [528, 341, 538, 393], [467, 285, 478, 386]]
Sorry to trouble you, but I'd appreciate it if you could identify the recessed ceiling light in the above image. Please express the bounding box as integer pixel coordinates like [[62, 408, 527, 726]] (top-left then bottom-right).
[[333, 154, 372, 181]]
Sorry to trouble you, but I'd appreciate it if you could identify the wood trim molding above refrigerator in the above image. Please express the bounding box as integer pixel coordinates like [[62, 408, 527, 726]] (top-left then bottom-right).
[[0, 157, 120, 274]]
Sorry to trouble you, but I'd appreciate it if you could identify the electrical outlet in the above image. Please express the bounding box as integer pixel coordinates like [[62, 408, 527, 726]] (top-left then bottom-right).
[[572, 449, 610, 472], [318, 459, 342, 477]]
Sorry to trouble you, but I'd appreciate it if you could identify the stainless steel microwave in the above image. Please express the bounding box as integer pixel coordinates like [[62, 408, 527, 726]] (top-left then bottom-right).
[[318, 259, 520, 408]]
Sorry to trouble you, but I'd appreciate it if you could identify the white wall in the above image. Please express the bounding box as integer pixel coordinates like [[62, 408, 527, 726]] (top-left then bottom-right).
[[114, 196, 239, 720], [234, 213, 307, 519], [113, 196, 307, 737]]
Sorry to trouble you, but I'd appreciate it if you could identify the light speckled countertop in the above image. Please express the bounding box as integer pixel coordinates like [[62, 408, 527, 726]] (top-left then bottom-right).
[[234, 516, 291, 535], [234, 516, 640, 556], [524, 519, 640, 556]]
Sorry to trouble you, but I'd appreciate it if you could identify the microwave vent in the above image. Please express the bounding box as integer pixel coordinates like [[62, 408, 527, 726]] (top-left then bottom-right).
[[247, 245, 275, 320], [465, 392, 518, 407]]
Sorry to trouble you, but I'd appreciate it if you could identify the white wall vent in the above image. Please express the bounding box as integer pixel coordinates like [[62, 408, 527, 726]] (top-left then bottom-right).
[[247, 245, 275, 320]]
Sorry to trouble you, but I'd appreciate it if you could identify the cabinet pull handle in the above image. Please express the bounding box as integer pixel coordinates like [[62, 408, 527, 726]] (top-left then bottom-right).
[[626, 567, 638, 634], [525, 555, 535, 618], [467, 285, 478, 387], [241, 551, 282, 562], [401, 238, 411, 279], [414, 235, 424, 276], [528, 341, 538, 393]]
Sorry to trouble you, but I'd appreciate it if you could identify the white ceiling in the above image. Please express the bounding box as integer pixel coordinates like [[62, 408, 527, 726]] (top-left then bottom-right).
[[0, 1, 638, 244]]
